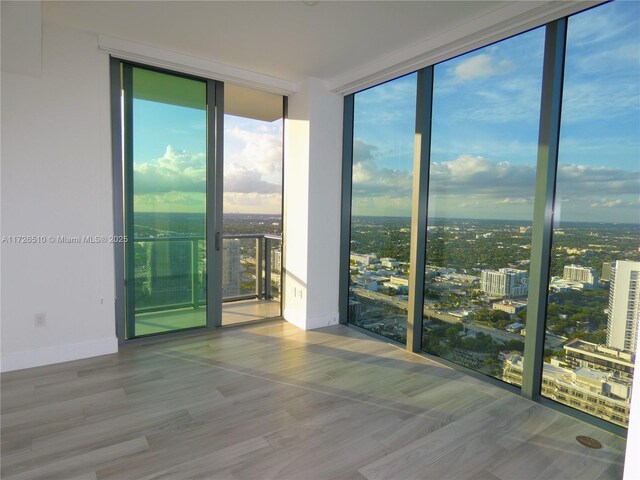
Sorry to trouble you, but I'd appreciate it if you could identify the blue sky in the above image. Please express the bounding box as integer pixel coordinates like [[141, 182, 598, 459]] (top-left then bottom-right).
[[351, 1, 639, 223]]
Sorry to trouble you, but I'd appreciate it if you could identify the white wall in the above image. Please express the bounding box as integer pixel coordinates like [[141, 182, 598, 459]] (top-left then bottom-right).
[[1, 21, 117, 371], [283, 78, 342, 330]]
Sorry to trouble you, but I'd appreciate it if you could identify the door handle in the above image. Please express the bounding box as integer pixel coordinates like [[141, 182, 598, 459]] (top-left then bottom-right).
[[215, 232, 221, 251]]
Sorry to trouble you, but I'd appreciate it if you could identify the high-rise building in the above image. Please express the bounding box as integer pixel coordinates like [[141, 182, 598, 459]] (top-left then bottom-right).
[[607, 261, 640, 352], [271, 247, 282, 273], [222, 239, 242, 298], [481, 268, 528, 298], [602, 261, 615, 282], [143, 240, 192, 307], [563, 264, 598, 289]]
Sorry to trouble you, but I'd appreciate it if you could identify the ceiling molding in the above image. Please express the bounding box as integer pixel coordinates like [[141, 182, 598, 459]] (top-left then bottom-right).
[[329, 1, 602, 95], [97, 34, 299, 96]]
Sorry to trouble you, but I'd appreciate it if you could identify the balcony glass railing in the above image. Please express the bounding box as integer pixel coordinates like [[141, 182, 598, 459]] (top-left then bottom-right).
[[132, 234, 282, 316]]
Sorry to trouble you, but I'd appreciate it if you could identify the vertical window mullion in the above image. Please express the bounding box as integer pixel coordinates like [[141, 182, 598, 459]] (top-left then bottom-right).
[[207, 80, 224, 329], [407, 67, 434, 353], [339, 94, 355, 325], [522, 18, 568, 399], [122, 62, 136, 341], [110, 57, 126, 343]]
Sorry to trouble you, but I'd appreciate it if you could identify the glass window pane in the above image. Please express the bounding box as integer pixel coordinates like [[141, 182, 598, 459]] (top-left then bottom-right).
[[421, 28, 546, 383], [222, 84, 283, 325], [348, 73, 417, 344], [127, 67, 207, 337], [540, 1, 640, 427]]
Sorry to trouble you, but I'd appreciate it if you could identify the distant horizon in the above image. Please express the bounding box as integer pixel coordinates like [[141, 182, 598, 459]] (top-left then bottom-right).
[[134, 211, 639, 227], [352, 214, 640, 227]]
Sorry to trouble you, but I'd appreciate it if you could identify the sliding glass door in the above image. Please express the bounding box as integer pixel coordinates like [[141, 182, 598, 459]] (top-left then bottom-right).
[[113, 62, 286, 340], [122, 65, 209, 338]]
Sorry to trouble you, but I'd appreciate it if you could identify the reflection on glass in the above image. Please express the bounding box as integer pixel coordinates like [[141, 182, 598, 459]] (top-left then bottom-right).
[[127, 67, 207, 337], [347, 74, 418, 344], [222, 84, 283, 325], [539, 2, 640, 427], [421, 28, 545, 381]]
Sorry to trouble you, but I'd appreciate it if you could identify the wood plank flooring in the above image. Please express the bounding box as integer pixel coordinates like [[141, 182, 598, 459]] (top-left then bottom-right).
[[1, 320, 627, 479]]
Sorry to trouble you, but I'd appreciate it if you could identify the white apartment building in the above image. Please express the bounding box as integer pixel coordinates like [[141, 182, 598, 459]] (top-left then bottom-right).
[[481, 268, 528, 298], [607, 260, 640, 352], [563, 264, 599, 289]]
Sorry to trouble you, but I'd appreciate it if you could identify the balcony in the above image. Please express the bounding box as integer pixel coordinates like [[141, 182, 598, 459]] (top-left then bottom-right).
[[132, 233, 282, 336]]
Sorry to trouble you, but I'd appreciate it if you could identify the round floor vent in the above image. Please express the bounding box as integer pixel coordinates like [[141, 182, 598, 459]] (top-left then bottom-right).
[[576, 435, 603, 449]]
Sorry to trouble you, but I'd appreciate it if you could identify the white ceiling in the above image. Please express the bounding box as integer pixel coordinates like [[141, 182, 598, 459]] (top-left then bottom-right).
[[43, 1, 594, 92]]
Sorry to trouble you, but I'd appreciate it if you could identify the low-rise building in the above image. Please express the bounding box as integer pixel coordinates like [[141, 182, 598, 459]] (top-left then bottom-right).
[[350, 253, 378, 266], [381, 258, 399, 268], [502, 354, 632, 427], [492, 300, 527, 314], [562, 339, 634, 382]]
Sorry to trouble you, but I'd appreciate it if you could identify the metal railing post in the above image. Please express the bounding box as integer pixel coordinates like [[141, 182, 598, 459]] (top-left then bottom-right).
[[265, 238, 272, 299], [255, 237, 264, 299], [191, 238, 199, 308]]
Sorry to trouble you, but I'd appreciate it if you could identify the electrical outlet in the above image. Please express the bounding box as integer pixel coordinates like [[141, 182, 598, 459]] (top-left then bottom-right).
[[35, 312, 46, 327]]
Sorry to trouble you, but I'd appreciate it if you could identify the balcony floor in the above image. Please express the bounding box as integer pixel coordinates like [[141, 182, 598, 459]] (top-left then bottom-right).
[[0, 320, 626, 479], [134, 298, 281, 336]]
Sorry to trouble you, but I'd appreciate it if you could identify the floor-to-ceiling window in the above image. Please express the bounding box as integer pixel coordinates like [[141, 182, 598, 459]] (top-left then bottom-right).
[[421, 27, 545, 382], [347, 74, 417, 344], [537, 1, 640, 428], [341, 0, 639, 431]]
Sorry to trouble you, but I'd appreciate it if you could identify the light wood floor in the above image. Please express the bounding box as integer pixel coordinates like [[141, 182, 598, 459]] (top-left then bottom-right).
[[1, 320, 626, 480]]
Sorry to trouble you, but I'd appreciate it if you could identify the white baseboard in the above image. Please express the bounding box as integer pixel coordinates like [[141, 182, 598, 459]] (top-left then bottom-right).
[[306, 312, 339, 330], [283, 308, 339, 331], [0, 337, 118, 372], [283, 307, 306, 330]]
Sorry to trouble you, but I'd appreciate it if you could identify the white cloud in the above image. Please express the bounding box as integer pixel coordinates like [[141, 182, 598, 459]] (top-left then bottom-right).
[[134, 146, 205, 194], [223, 192, 281, 215], [225, 126, 282, 179], [224, 166, 280, 194], [351, 139, 639, 222], [352, 138, 413, 198], [133, 140, 282, 213], [450, 54, 513, 82]]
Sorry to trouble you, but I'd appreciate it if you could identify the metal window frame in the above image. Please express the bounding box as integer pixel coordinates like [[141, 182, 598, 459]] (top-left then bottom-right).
[[522, 18, 567, 400], [110, 57, 126, 344], [338, 94, 354, 325], [406, 67, 434, 353], [208, 79, 224, 330]]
